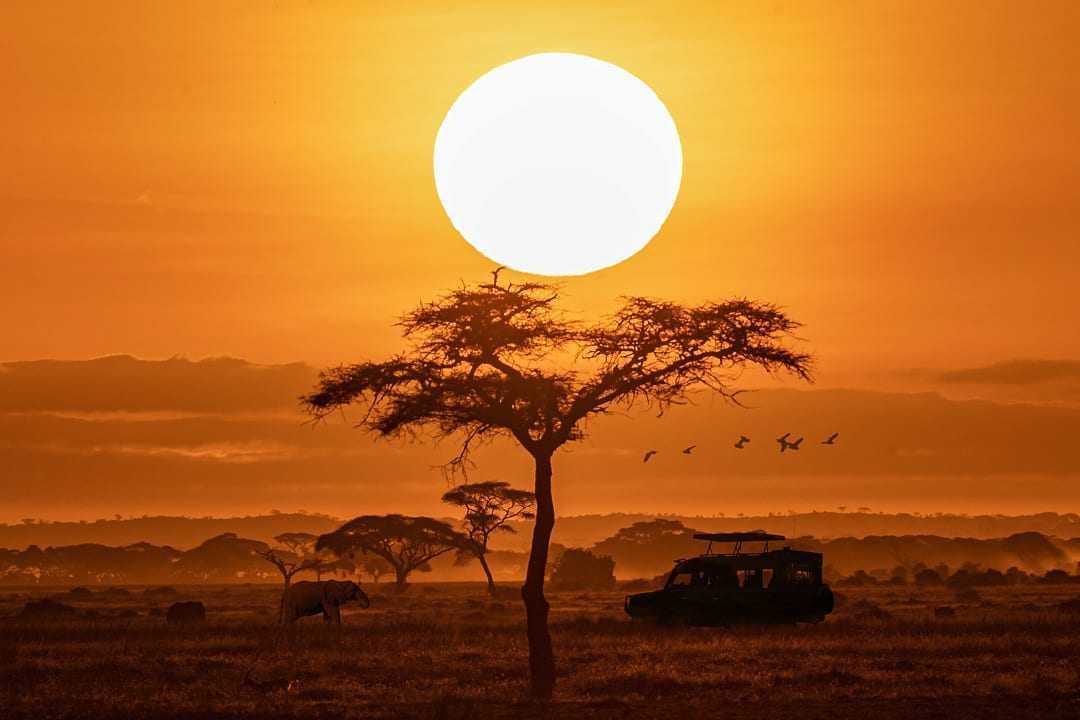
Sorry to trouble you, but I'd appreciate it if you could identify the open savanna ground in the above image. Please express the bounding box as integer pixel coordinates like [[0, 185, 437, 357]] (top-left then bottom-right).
[[2, 583, 1080, 719]]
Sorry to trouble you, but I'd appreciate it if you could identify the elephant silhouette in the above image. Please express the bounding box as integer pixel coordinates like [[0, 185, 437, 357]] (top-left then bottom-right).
[[282, 580, 369, 625]]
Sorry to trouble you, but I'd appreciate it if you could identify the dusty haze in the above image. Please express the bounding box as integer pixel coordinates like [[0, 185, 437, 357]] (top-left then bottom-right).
[[3, 356, 1080, 522]]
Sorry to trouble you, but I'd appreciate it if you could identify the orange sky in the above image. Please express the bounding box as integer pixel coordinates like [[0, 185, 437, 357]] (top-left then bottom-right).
[[2, 1, 1078, 381], [1, 3, 1080, 521]]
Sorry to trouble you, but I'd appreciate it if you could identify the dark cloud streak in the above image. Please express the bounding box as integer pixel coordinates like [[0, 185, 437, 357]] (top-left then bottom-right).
[[939, 359, 1080, 386], [0, 355, 317, 413]]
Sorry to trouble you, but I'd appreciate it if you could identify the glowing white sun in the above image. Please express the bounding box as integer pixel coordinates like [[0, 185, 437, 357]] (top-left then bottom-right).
[[433, 53, 682, 276]]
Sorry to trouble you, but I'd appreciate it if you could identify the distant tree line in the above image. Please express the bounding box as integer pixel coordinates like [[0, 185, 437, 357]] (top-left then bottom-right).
[[5, 518, 1079, 588], [834, 563, 1080, 588]]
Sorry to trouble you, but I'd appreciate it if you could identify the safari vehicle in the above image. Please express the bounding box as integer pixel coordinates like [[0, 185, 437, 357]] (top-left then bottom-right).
[[624, 531, 834, 625]]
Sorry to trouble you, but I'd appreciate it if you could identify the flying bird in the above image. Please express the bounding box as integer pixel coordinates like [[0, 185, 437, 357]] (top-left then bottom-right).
[[734, 435, 750, 449], [682, 445, 697, 455], [777, 433, 804, 452], [643, 450, 658, 463], [822, 432, 840, 445]]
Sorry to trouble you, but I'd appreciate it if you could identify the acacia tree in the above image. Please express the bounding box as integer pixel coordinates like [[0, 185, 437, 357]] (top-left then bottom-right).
[[442, 481, 536, 596], [315, 514, 470, 592], [304, 278, 811, 698]]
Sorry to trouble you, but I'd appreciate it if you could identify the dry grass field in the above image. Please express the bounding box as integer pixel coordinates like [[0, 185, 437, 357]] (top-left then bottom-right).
[[2, 582, 1080, 719]]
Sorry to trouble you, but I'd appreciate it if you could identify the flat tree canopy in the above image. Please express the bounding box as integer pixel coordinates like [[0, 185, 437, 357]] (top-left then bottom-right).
[[304, 277, 811, 698], [273, 532, 319, 554], [316, 514, 470, 590]]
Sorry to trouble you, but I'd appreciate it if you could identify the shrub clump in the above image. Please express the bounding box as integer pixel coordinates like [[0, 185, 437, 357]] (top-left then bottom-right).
[[549, 548, 616, 591], [914, 569, 944, 586], [19, 598, 81, 620]]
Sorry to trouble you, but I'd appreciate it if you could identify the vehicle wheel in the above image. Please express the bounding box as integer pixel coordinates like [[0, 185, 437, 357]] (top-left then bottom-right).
[[815, 586, 835, 615]]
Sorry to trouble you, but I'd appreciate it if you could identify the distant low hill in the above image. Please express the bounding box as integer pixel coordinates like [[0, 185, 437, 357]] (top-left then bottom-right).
[[3, 510, 1080, 552], [496, 511, 1080, 552], [0, 513, 341, 550]]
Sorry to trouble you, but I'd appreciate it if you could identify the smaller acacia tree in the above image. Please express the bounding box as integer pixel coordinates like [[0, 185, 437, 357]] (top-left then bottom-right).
[[442, 481, 535, 596], [270, 531, 353, 581], [316, 515, 470, 592]]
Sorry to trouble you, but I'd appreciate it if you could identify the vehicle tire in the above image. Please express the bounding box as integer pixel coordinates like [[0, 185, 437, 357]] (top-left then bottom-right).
[[814, 586, 835, 616]]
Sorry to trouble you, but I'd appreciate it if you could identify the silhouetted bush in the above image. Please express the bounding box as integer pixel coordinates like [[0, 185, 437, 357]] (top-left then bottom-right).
[[1040, 569, 1074, 585], [19, 598, 80, 620], [66, 586, 93, 600], [915, 568, 944, 586], [549, 549, 616, 591], [949, 568, 1012, 589], [1005, 567, 1030, 585]]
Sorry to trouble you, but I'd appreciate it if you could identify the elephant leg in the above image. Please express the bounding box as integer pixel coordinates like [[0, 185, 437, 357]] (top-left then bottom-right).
[[328, 604, 341, 625]]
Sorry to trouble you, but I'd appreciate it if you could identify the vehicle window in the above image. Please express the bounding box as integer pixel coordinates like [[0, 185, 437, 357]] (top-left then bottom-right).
[[742, 569, 767, 590], [668, 572, 695, 586]]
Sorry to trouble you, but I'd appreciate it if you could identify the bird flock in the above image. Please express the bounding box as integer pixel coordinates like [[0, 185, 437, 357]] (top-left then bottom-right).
[[642, 432, 839, 463]]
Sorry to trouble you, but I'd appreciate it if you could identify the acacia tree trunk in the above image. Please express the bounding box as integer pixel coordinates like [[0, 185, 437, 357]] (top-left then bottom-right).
[[522, 452, 556, 699], [477, 552, 496, 596], [394, 565, 409, 593], [279, 574, 292, 624]]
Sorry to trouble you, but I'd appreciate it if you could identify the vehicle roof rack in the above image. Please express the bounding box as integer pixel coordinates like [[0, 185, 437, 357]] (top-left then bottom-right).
[[693, 531, 786, 555], [692, 532, 786, 542]]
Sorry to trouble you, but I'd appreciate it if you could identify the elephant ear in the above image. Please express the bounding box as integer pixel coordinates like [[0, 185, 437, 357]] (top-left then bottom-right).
[[322, 580, 343, 603]]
